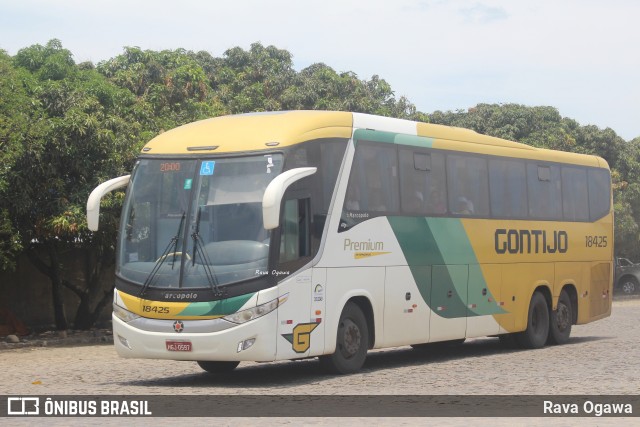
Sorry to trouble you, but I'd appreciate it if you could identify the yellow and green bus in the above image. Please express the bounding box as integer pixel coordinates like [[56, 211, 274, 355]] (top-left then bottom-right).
[[87, 111, 613, 374]]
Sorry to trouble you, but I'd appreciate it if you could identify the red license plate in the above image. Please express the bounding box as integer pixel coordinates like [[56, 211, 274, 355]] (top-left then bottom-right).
[[166, 340, 192, 352]]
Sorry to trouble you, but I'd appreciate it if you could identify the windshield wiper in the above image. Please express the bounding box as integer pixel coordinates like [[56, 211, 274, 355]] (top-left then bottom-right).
[[139, 212, 186, 297], [191, 207, 224, 297]]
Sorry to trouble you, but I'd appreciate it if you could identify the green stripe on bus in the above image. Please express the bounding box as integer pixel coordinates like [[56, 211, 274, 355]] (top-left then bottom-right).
[[388, 216, 467, 318], [353, 129, 396, 144], [388, 216, 505, 318], [427, 217, 504, 316], [352, 129, 433, 148], [394, 134, 434, 148], [177, 293, 255, 317]]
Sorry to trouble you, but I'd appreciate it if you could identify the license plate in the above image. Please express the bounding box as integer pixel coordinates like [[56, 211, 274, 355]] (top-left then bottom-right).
[[166, 340, 192, 352]]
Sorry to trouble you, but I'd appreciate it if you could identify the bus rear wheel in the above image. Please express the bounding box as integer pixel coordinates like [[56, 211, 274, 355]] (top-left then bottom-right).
[[320, 302, 368, 374], [548, 290, 572, 345], [516, 291, 549, 349], [197, 360, 240, 373]]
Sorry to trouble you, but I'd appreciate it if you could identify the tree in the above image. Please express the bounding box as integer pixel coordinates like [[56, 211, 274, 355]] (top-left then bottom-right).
[[201, 43, 297, 113], [4, 40, 142, 329], [97, 47, 224, 132], [280, 62, 417, 118], [97, 42, 420, 122], [0, 50, 45, 270]]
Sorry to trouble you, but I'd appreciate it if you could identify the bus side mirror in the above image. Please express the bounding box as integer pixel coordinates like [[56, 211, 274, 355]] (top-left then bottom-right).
[[262, 167, 317, 230], [86, 175, 131, 231]]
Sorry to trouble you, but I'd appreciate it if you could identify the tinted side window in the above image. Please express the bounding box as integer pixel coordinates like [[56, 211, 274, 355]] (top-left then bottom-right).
[[527, 164, 562, 219], [399, 149, 447, 215], [588, 169, 611, 221], [489, 158, 527, 218], [561, 167, 589, 221], [285, 139, 348, 212], [283, 138, 347, 257], [345, 142, 399, 213], [447, 154, 489, 216], [279, 198, 310, 263], [320, 140, 348, 211]]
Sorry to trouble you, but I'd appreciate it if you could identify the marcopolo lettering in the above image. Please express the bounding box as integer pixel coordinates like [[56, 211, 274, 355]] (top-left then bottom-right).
[[495, 229, 568, 254]]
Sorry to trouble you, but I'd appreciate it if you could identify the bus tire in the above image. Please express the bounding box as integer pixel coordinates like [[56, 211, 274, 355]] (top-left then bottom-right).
[[197, 360, 240, 373], [515, 291, 549, 349], [548, 290, 572, 345], [320, 302, 368, 374]]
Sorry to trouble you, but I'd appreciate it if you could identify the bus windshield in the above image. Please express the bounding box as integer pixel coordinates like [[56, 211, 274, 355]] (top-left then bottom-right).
[[117, 154, 283, 290]]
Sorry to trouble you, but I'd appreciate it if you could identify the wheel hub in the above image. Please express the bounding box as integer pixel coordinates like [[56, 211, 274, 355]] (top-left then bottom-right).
[[556, 304, 570, 330], [340, 319, 361, 358], [622, 281, 636, 294]]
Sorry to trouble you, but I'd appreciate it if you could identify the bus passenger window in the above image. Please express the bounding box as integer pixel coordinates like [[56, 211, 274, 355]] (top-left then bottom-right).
[[588, 169, 611, 221], [344, 142, 399, 215], [446, 154, 489, 216], [561, 167, 589, 221], [489, 158, 527, 218], [527, 164, 562, 219], [399, 149, 446, 215]]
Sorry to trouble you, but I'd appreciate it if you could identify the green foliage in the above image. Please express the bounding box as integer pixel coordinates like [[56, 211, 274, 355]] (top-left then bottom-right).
[[96, 43, 416, 122], [210, 43, 295, 112], [14, 39, 76, 81], [97, 47, 224, 132], [0, 50, 42, 269], [2, 41, 146, 329], [280, 62, 416, 118], [7, 55, 139, 245]]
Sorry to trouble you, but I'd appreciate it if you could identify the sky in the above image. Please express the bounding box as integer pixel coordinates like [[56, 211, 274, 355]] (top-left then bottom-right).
[[1, 0, 639, 140]]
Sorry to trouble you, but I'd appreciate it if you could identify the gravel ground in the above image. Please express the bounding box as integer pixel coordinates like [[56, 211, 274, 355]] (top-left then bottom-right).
[[2, 297, 638, 426]]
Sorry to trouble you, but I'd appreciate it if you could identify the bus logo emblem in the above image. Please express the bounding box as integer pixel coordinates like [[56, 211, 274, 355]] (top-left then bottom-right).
[[173, 320, 185, 333], [282, 322, 320, 353]]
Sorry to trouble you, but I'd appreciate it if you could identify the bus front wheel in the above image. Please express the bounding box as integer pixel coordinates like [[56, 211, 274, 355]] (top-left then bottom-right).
[[320, 302, 368, 374], [197, 360, 240, 374], [516, 291, 549, 349]]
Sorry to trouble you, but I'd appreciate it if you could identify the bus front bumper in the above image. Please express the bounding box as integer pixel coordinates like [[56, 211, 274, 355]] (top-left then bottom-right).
[[112, 311, 278, 362]]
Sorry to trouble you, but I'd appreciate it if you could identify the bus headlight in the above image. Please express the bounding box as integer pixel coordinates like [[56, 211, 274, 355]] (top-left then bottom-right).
[[113, 302, 141, 323], [223, 294, 288, 324]]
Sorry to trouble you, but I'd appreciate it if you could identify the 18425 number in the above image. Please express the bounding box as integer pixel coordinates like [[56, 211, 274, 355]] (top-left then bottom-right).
[[142, 305, 169, 314], [585, 235, 608, 248]]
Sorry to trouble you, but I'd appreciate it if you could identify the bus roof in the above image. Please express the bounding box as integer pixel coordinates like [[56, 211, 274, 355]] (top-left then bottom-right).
[[142, 111, 353, 154], [141, 111, 607, 169]]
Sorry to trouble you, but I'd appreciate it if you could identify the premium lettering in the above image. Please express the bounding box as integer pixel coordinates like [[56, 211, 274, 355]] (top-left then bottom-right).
[[495, 229, 568, 254], [343, 238, 384, 251]]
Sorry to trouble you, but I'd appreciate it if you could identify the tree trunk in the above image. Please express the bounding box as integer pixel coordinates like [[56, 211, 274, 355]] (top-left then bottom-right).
[[72, 249, 115, 330], [74, 287, 113, 330], [27, 243, 68, 331], [73, 300, 94, 330], [47, 242, 68, 331]]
